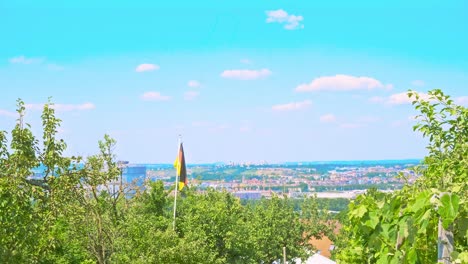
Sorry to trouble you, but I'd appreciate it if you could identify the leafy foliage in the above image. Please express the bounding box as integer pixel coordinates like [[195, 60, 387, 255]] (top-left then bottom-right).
[[0, 99, 333, 263], [336, 89, 468, 263]]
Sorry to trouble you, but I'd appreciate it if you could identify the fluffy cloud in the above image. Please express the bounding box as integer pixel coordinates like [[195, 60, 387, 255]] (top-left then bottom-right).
[[187, 80, 201, 87], [215, 124, 230, 130], [455, 96, 468, 106], [239, 126, 251, 132], [272, 100, 311, 111], [47, 63, 64, 71], [9, 56, 64, 71], [192, 121, 212, 127], [339, 123, 362, 129], [192, 121, 230, 131], [266, 9, 304, 30], [221, 69, 271, 80], [333, 116, 380, 129], [296, 74, 392, 92], [319, 114, 336, 123], [358, 116, 381, 123], [25, 103, 95, 111], [369, 91, 435, 105], [141, 91, 171, 101], [9, 55, 44, 64], [184, 91, 200, 101], [0, 109, 16, 118], [387, 91, 431, 105], [135, 63, 160, 72], [55, 103, 95, 111], [390, 115, 419, 128], [411, 80, 425, 87], [388, 93, 468, 106], [240, 59, 252, 64], [369, 96, 385, 103]]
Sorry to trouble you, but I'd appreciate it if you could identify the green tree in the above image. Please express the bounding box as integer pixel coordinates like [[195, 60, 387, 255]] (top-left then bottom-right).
[[178, 188, 256, 263], [336, 89, 468, 263], [114, 185, 237, 264], [0, 99, 337, 264], [0, 100, 41, 262], [249, 195, 310, 263], [0, 99, 85, 263], [71, 135, 124, 264]]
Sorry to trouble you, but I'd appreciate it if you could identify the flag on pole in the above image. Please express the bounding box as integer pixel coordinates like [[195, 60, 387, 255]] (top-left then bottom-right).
[[174, 142, 187, 190]]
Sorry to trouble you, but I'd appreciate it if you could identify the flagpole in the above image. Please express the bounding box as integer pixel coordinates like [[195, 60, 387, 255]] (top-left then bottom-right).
[[172, 135, 181, 231]]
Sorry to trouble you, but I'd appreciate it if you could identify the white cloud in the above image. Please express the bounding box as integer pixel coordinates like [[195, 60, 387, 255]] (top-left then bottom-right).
[[221, 68, 271, 80], [320, 114, 336, 123], [24, 104, 44, 111], [207, 124, 231, 132], [209, 124, 231, 133], [141, 91, 171, 101], [333, 116, 380, 129], [239, 120, 252, 132], [9, 55, 44, 64], [387, 91, 431, 105], [9, 56, 65, 71], [191, 121, 231, 133], [240, 59, 252, 64], [296, 74, 391, 92], [187, 80, 201, 88], [357, 116, 381, 123], [455, 96, 468, 106], [411, 80, 425, 87], [390, 115, 418, 128], [272, 100, 311, 111], [384, 93, 468, 106], [339, 123, 362, 129], [239, 126, 251, 132], [266, 9, 304, 30], [192, 121, 212, 127], [390, 120, 405, 127], [216, 124, 230, 130], [184, 91, 200, 101], [25, 103, 95, 111], [55, 103, 95, 111], [47, 63, 64, 71], [0, 109, 16, 118], [369, 96, 385, 103], [370, 91, 436, 105], [135, 63, 160, 72]]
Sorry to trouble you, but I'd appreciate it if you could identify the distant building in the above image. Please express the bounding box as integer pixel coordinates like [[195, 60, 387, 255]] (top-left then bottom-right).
[[121, 164, 147, 187], [294, 253, 336, 264], [233, 191, 262, 200]]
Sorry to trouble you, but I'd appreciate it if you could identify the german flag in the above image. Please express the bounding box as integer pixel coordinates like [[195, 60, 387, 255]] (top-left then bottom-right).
[[174, 143, 187, 190]]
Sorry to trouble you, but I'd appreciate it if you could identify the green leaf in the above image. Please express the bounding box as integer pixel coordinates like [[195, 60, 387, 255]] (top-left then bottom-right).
[[437, 193, 460, 229], [352, 205, 368, 219], [456, 251, 468, 264], [365, 211, 379, 229], [407, 248, 417, 263], [450, 184, 462, 193], [411, 191, 430, 213]]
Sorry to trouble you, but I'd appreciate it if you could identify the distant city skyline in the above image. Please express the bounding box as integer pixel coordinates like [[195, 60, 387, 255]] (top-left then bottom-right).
[[1, 0, 467, 163]]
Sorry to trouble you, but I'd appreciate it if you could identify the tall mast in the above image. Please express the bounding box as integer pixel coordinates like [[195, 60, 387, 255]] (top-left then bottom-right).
[[172, 135, 182, 231]]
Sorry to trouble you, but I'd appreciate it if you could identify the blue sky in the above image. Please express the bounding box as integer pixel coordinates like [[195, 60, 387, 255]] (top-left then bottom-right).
[[1, 0, 467, 163]]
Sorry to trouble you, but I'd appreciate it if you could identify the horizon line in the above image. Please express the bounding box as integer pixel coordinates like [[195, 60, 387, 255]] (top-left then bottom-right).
[[128, 158, 423, 165]]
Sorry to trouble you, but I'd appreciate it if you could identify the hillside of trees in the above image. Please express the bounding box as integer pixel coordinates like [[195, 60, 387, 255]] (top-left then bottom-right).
[[0, 100, 334, 263], [335, 90, 467, 263], [1, 89, 466, 263]]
